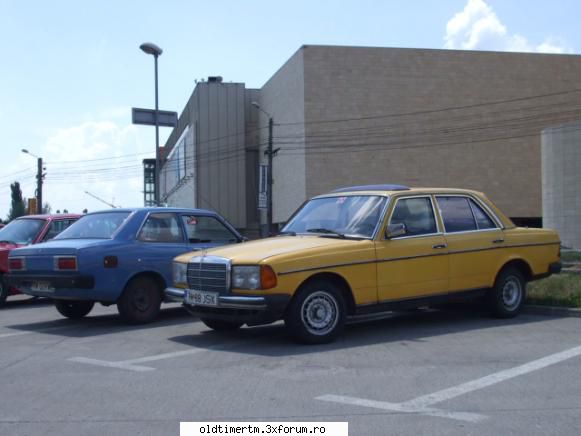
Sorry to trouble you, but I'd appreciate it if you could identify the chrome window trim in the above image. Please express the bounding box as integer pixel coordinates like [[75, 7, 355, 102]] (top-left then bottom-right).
[[467, 197, 498, 231], [435, 194, 504, 232], [385, 195, 441, 240]]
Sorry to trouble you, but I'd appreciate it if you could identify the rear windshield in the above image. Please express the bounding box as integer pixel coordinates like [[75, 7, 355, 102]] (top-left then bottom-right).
[[0, 219, 45, 245], [55, 212, 131, 239]]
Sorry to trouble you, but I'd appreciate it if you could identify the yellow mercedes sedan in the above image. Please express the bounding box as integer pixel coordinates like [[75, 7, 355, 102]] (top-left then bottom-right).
[[166, 185, 561, 344]]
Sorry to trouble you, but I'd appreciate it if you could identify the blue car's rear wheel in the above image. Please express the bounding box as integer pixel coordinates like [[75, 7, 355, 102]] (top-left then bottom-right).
[[117, 276, 162, 324], [54, 300, 94, 319]]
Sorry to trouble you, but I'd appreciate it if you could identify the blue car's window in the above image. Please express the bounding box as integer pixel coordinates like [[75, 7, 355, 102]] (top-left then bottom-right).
[[181, 215, 238, 243], [0, 218, 45, 245], [138, 213, 184, 243], [56, 212, 131, 239]]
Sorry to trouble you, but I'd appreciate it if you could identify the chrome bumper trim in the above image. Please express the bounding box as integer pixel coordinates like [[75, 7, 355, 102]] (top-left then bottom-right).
[[164, 287, 268, 310]]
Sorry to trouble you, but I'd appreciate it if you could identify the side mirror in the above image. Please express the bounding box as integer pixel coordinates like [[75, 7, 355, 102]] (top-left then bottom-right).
[[385, 223, 406, 239]]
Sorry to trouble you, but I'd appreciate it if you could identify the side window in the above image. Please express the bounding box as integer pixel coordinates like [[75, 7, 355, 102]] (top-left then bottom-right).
[[437, 197, 477, 233], [138, 213, 184, 243], [181, 215, 238, 243], [389, 197, 437, 237], [42, 220, 69, 241], [469, 199, 497, 230]]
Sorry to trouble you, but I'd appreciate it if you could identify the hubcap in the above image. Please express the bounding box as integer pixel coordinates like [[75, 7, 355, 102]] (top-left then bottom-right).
[[301, 291, 339, 336], [133, 288, 151, 312], [501, 276, 522, 310]]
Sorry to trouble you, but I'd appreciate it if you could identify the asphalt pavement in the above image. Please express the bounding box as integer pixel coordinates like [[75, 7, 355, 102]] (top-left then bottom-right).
[[1, 296, 581, 436]]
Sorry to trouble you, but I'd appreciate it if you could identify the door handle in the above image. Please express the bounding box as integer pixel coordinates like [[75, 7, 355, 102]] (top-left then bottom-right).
[[432, 244, 447, 249], [492, 239, 505, 244]]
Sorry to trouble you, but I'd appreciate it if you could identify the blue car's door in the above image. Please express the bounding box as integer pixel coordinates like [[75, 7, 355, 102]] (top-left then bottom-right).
[[135, 212, 190, 285], [179, 213, 241, 252]]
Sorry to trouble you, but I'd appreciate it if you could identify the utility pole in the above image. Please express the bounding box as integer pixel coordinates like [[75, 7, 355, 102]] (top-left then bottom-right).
[[36, 157, 43, 214], [267, 116, 274, 235]]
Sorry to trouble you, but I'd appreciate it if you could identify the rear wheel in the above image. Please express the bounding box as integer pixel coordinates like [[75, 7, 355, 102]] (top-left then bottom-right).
[[201, 318, 243, 332], [284, 280, 347, 344], [0, 274, 8, 307], [54, 300, 94, 319], [488, 267, 526, 318], [117, 276, 162, 324]]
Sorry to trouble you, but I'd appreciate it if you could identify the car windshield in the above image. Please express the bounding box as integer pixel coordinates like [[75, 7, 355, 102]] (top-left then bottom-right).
[[282, 195, 387, 238], [0, 219, 45, 245], [55, 211, 131, 239]]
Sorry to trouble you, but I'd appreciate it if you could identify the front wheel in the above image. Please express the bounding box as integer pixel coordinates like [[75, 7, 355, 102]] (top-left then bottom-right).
[[488, 267, 526, 318], [0, 274, 8, 307], [201, 318, 243, 332], [284, 281, 347, 344], [54, 300, 95, 319], [117, 276, 162, 324]]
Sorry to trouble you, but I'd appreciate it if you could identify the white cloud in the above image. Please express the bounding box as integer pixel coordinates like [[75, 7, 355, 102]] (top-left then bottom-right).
[[445, 0, 573, 54], [39, 120, 154, 213]]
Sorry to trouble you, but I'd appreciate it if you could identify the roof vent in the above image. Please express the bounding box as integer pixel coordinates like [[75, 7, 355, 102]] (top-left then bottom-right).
[[208, 76, 223, 83]]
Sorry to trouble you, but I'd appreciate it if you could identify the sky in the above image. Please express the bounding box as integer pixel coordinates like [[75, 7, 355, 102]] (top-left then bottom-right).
[[1, 0, 579, 219]]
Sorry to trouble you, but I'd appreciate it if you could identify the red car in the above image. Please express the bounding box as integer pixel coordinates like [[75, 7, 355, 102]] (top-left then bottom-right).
[[0, 214, 80, 306]]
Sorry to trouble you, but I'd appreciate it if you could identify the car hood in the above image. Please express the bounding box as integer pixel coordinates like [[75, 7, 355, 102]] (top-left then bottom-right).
[[174, 235, 374, 265]]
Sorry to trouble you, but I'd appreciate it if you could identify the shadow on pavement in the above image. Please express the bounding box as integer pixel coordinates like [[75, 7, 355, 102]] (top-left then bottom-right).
[[2, 305, 198, 337], [168, 305, 555, 357]]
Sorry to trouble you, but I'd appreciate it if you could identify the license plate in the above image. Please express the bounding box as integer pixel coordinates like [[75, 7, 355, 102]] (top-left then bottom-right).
[[31, 281, 54, 292], [185, 289, 218, 307]]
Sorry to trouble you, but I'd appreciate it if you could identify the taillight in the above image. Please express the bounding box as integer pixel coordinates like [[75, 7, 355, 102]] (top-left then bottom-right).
[[55, 256, 77, 270], [8, 257, 25, 271]]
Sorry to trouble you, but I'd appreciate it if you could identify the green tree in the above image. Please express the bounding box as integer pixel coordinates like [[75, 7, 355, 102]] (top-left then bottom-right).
[[42, 202, 52, 214], [7, 182, 26, 222]]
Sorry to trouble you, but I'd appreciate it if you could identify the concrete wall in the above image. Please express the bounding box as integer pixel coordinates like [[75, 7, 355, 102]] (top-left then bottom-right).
[[542, 121, 581, 248], [298, 45, 581, 218], [257, 49, 307, 224]]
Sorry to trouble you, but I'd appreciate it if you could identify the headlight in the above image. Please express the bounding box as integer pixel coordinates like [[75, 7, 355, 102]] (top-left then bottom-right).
[[173, 262, 188, 286], [232, 266, 260, 289]]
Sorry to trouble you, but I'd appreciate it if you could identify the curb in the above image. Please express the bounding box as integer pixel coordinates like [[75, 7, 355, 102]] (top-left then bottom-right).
[[524, 304, 581, 318]]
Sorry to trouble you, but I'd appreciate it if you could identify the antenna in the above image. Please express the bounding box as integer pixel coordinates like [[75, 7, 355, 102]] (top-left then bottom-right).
[[84, 191, 119, 208]]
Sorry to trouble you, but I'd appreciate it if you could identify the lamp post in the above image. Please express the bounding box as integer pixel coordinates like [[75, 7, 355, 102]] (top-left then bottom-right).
[[21, 149, 43, 214], [251, 102, 274, 235], [140, 42, 163, 205]]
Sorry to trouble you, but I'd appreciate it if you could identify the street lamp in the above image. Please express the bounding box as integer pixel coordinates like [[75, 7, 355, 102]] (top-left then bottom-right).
[[251, 102, 275, 236], [21, 149, 43, 214], [140, 42, 163, 205]]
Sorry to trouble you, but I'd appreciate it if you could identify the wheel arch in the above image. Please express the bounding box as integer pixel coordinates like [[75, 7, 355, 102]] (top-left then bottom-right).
[[291, 272, 356, 315], [495, 258, 533, 283]]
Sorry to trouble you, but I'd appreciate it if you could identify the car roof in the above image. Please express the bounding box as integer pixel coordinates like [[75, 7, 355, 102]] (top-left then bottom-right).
[[17, 214, 82, 220], [323, 185, 485, 197], [85, 207, 219, 215]]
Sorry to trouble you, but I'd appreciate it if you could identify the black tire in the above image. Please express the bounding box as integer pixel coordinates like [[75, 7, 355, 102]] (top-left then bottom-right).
[[0, 274, 8, 307], [201, 318, 243, 332], [284, 280, 347, 344], [117, 276, 162, 324], [488, 267, 526, 318], [54, 300, 94, 319]]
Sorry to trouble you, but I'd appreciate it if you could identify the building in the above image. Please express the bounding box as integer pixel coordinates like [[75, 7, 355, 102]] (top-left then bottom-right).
[[158, 45, 581, 235]]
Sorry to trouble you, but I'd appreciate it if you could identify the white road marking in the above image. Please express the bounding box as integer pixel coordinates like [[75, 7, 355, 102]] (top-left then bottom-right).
[[0, 325, 84, 339], [317, 344, 581, 423], [68, 357, 155, 372]]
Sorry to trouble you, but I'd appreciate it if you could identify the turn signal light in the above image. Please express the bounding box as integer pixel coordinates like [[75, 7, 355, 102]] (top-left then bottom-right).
[[104, 256, 118, 268], [8, 257, 25, 271], [55, 256, 77, 270], [260, 265, 277, 289]]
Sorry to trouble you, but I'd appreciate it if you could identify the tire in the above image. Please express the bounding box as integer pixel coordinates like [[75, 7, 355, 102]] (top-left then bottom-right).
[[488, 267, 526, 318], [201, 318, 243, 332], [284, 280, 347, 344], [0, 274, 8, 307], [117, 276, 162, 324], [54, 300, 94, 319]]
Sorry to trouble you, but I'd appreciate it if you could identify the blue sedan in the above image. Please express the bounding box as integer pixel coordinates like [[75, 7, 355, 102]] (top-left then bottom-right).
[[6, 208, 244, 323]]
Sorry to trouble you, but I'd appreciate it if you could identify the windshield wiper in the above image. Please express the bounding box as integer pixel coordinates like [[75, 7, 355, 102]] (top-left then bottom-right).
[[0, 240, 17, 245], [306, 228, 346, 239], [278, 231, 296, 236]]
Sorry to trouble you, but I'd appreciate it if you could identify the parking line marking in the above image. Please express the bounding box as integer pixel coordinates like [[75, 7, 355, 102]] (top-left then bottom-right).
[[0, 325, 85, 339], [401, 344, 581, 410], [316, 395, 486, 423], [68, 357, 155, 372], [317, 344, 581, 423]]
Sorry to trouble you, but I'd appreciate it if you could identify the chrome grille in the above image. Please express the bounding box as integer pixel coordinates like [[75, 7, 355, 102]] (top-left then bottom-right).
[[187, 260, 229, 293]]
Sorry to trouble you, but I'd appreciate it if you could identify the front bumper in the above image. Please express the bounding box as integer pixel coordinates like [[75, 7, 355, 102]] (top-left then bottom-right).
[[5, 273, 95, 299], [165, 287, 291, 326]]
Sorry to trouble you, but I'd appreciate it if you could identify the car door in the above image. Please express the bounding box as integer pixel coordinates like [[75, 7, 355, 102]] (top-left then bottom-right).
[[375, 195, 449, 302], [435, 195, 505, 292], [135, 212, 188, 281]]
